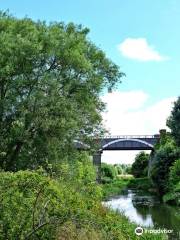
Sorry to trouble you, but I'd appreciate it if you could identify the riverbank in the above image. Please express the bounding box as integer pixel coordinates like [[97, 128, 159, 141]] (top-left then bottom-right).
[[101, 177, 169, 239], [101, 178, 131, 199], [0, 170, 167, 240], [101, 176, 155, 199], [101, 176, 180, 240], [103, 189, 180, 240]]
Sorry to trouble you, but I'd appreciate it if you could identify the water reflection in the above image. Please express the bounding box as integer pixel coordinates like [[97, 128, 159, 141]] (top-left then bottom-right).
[[104, 190, 180, 239]]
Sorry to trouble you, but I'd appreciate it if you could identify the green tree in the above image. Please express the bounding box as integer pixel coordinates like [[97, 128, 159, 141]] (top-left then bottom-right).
[[131, 151, 149, 178], [167, 96, 180, 146], [101, 163, 118, 180], [114, 164, 123, 175], [0, 12, 124, 171], [168, 159, 180, 188], [150, 139, 180, 195], [126, 165, 132, 174], [163, 159, 180, 205], [114, 164, 132, 175]]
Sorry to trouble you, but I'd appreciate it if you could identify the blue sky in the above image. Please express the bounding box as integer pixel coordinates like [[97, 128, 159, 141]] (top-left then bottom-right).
[[1, 0, 179, 163]]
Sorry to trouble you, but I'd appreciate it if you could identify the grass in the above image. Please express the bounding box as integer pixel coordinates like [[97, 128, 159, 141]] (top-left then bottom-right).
[[56, 206, 167, 240], [97, 206, 167, 240]]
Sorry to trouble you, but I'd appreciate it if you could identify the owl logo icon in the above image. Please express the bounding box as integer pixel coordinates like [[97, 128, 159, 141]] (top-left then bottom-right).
[[135, 227, 144, 236]]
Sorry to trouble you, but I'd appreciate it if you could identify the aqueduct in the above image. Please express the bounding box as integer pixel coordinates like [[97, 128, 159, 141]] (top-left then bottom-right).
[[75, 131, 164, 181], [92, 134, 160, 180]]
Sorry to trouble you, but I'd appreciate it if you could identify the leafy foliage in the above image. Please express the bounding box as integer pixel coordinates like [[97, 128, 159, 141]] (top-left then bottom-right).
[[114, 164, 132, 175], [150, 100, 180, 202], [0, 159, 102, 240], [150, 139, 180, 195], [169, 159, 180, 188], [101, 163, 118, 181], [0, 12, 123, 171], [56, 221, 104, 240], [101, 178, 130, 199], [127, 177, 153, 191], [0, 171, 65, 239], [163, 159, 180, 205], [0, 166, 165, 240], [167, 97, 180, 146], [131, 151, 149, 178]]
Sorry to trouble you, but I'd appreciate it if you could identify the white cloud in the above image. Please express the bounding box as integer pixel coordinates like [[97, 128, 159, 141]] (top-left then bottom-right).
[[101, 91, 176, 164], [118, 38, 168, 61]]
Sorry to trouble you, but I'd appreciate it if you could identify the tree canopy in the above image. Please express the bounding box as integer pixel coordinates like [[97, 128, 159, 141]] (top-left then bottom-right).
[[167, 97, 180, 146], [131, 151, 149, 178], [150, 137, 180, 195], [0, 12, 124, 171]]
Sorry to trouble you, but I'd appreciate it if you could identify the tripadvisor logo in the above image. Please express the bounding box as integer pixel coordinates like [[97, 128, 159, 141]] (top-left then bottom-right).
[[135, 227, 144, 236]]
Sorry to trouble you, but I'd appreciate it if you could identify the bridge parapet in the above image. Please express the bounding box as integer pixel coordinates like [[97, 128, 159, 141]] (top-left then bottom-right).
[[75, 134, 160, 151], [102, 134, 160, 139]]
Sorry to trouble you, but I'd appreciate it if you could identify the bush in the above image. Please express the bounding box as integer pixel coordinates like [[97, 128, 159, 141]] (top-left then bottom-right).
[[150, 141, 180, 196], [101, 163, 118, 180], [163, 188, 180, 206], [131, 152, 149, 178], [127, 177, 153, 191], [101, 179, 130, 198], [163, 159, 180, 205], [169, 159, 180, 188], [115, 165, 123, 175], [56, 221, 104, 240], [0, 171, 65, 239], [0, 168, 103, 240], [114, 164, 132, 175], [0, 169, 166, 240]]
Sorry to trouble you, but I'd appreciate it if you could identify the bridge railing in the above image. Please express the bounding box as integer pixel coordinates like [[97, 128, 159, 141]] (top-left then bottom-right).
[[102, 135, 160, 139]]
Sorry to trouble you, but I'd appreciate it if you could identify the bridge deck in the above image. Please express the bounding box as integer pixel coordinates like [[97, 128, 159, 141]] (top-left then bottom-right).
[[100, 135, 159, 151], [75, 135, 160, 151]]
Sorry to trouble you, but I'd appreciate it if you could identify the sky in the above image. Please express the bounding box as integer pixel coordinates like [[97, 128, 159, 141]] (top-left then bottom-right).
[[1, 0, 179, 164]]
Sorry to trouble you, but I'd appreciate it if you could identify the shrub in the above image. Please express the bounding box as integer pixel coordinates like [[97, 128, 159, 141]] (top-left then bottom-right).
[[0, 154, 105, 239], [127, 177, 153, 191], [163, 189, 180, 206], [169, 159, 180, 188], [131, 152, 149, 178], [0, 169, 167, 240], [101, 179, 130, 198], [150, 142, 180, 195], [101, 163, 118, 180], [56, 221, 104, 240], [163, 159, 180, 205], [0, 171, 66, 239]]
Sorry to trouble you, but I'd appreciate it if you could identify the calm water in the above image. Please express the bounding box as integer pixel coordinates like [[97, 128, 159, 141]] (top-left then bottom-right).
[[104, 190, 180, 240]]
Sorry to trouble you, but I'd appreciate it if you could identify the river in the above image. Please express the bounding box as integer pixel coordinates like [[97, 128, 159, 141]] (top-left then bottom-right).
[[104, 189, 180, 240]]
